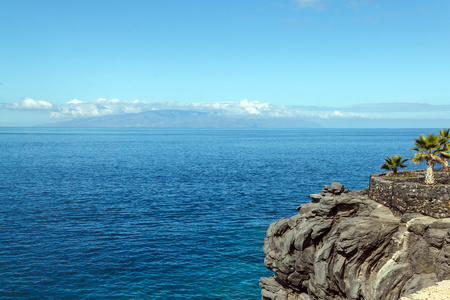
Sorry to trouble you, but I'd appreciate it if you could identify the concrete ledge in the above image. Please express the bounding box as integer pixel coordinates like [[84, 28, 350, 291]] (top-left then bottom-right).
[[368, 170, 450, 218]]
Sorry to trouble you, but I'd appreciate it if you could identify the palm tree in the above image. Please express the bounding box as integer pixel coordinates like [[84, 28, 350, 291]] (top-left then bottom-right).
[[438, 129, 450, 172], [409, 133, 445, 185], [381, 155, 409, 176]]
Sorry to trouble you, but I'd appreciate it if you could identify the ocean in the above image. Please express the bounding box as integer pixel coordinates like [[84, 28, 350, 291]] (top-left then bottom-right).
[[0, 128, 430, 299]]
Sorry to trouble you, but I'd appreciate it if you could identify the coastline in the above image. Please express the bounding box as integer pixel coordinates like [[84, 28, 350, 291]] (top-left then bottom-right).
[[261, 180, 450, 299]]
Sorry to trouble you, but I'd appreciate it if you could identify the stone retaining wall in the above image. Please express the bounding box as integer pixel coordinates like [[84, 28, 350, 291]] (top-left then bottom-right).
[[368, 171, 450, 218]]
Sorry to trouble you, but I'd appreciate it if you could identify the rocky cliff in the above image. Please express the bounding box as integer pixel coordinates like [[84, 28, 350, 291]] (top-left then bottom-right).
[[260, 182, 450, 300]]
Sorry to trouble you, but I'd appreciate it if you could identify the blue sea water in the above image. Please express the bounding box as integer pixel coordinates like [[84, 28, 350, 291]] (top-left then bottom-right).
[[0, 128, 432, 299]]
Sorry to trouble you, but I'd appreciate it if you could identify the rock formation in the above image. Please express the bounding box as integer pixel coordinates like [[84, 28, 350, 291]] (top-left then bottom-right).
[[260, 182, 450, 300]]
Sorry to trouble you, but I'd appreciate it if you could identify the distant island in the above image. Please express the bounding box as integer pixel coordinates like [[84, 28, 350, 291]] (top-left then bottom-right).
[[36, 108, 450, 129], [38, 109, 321, 128]]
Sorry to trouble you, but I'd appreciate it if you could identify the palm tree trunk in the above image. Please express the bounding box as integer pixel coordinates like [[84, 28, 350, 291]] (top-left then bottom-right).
[[442, 159, 450, 172], [425, 159, 436, 185]]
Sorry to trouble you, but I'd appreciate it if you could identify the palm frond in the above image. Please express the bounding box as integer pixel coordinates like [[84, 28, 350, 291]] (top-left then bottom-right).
[[439, 128, 450, 141], [380, 154, 409, 172], [441, 152, 450, 158], [381, 164, 391, 170], [411, 155, 425, 164]]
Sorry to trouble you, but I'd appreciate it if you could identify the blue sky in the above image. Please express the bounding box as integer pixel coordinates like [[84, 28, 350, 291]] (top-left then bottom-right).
[[1, 0, 450, 127]]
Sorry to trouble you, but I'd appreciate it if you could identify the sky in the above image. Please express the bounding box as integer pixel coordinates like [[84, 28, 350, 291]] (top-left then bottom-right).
[[1, 0, 449, 127]]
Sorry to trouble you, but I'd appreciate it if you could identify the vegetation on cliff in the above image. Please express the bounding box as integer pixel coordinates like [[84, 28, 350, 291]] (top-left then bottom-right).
[[381, 155, 409, 177], [381, 129, 450, 185]]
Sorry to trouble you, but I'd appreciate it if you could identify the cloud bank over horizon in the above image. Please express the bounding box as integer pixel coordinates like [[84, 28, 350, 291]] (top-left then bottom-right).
[[1, 97, 372, 120], [1, 97, 449, 128]]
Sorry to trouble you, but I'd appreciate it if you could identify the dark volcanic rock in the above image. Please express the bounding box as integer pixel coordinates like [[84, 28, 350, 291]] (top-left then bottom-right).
[[260, 182, 450, 300]]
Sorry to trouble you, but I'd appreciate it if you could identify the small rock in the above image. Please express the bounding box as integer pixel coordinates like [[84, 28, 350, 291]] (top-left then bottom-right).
[[331, 182, 344, 195], [323, 185, 333, 193], [309, 194, 323, 202]]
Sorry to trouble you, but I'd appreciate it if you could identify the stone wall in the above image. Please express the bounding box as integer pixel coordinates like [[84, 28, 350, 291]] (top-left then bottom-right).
[[368, 171, 450, 218]]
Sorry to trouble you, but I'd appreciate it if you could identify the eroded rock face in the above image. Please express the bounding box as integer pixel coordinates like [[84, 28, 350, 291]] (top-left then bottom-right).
[[260, 183, 450, 300]]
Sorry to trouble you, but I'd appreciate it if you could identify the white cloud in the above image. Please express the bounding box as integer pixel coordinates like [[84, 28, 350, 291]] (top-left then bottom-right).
[[305, 110, 373, 119], [10, 97, 53, 110], [49, 98, 155, 119], [332, 110, 344, 117], [67, 99, 83, 104], [239, 99, 270, 114], [179, 99, 272, 116]]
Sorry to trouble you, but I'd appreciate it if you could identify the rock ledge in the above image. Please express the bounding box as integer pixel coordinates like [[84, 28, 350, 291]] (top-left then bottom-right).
[[260, 183, 450, 300]]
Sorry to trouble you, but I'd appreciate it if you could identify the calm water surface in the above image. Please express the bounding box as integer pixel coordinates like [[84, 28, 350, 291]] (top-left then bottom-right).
[[0, 128, 430, 299]]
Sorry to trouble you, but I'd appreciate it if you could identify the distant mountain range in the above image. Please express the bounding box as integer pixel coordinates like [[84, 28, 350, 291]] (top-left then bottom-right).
[[38, 109, 450, 128], [40, 109, 321, 128]]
